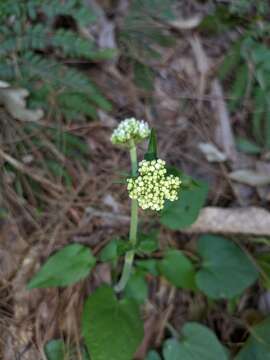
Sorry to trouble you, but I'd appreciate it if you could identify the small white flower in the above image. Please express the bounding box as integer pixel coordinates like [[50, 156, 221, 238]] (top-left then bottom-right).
[[111, 118, 150, 146], [127, 159, 181, 211]]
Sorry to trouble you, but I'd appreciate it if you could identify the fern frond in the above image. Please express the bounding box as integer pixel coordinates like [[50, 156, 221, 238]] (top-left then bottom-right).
[[58, 92, 98, 118], [0, 0, 112, 120], [52, 29, 95, 58]]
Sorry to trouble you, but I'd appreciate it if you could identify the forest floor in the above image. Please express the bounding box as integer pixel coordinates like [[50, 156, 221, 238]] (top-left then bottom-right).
[[1, 1, 270, 359]]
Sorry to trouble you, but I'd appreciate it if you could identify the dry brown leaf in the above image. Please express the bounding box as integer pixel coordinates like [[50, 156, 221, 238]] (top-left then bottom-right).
[[186, 206, 270, 236], [169, 15, 203, 30], [0, 82, 43, 122], [229, 169, 270, 187], [198, 142, 227, 162], [211, 80, 237, 163]]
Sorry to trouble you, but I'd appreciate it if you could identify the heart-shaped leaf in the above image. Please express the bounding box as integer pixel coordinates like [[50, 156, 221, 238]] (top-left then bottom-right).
[[235, 317, 270, 359], [159, 249, 196, 290], [196, 235, 258, 299], [124, 273, 148, 304], [163, 322, 228, 360], [44, 339, 90, 360], [145, 350, 162, 360], [160, 179, 208, 230], [28, 244, 96, 288], [82, 286, 144, 360], [44, 339, 67, 360]]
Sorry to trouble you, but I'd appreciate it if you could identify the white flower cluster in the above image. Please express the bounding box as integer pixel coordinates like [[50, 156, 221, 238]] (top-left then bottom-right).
[[127, 159, 181, 211], [111, 118, 150, 145]]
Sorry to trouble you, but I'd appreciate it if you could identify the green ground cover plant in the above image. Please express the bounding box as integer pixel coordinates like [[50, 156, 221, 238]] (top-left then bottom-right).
[[27, 118, 269, 360]]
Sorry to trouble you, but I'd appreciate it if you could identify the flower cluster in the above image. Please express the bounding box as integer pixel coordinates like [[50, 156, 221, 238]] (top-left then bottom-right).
[[127, 159, 181, 211], [111, 118, 150, 145]]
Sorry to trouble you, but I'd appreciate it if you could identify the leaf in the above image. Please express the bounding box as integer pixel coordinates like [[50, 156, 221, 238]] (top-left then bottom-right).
[[134, 61, 154, 91], [163, 322, 228, 360], [145, 350, 162, 360], [235, 317, 270, 359], [61, 132, 89, 155], [265, 111, 270, 150], [44, 340, 90, 360], [99, 238, 132, 261], [199, 6, 244, 35], [159, 249, 196, 290], [236, 137, 262, 154], [229, 169, 270, 187], [46, 160, 72, 188], [252, 87, 266, 143], [27, 244, 96, 289], [198, 142, 227, 162], [196, 235, 258, 299], [137, 231, 159, 254], [218, 41, 242, 80], [228, 63, 248, 112], [82, 286, 144, 360], [124, 273, 148, 304], [160, 178, 208, 230], [99, 240, 118, 262], [136, 259, 159, 276], [257, 253, 270, 288], [0, 85, 43, 122], [144, 129, 158, 161], [44, 339, 67, 360]]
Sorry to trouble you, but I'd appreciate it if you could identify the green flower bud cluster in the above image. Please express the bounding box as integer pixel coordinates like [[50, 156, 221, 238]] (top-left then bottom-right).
[[127, 159, 181, 211], [111, 118, 150, 145]]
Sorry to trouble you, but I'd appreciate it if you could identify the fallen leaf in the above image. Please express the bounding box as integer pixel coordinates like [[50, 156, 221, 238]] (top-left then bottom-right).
[[229, 169, 270, 186], [198, 142, 227, 162], [185, 206, 270, 236], [0, 82, 43, 122], [169, 15, 202, 30]]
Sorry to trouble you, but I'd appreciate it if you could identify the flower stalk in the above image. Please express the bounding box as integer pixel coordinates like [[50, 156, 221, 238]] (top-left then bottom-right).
[[112, 118, 181, 292], [115, 140, 138, 292]]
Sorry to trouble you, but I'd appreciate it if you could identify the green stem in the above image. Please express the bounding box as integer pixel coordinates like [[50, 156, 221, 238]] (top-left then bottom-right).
[[115, 141, 138, 292]]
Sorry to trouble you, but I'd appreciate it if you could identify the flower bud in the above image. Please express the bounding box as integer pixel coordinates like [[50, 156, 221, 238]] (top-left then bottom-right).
[[111, 118, 150, 146], [127, 159, 181, 211]]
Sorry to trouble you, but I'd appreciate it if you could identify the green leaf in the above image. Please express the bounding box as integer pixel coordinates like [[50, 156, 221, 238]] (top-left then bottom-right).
[[99, 240, 118, 262], [236, 137, 262, 154], [59, 131, 89, 156], [27, 244, 96, 289], [44, 340, 90, 360], [136, 259, 159, 276], [144, 129, 158, 161], [44, 339, 67, 360], [235, 317, 270, 359], [252, 87, 266, 143], [196, 235, 259, 299], [82, 286, 144, 360], [163, 322, 228, 360], [137, 231, 159, 254], [160, 179, 208, 230], [159, 249, 196, 290], [134, 61, 154, 91], [257, 253, 270, 288], [199, 6, 244, 35], [145, 350, 162, 360], [46, 160, 72, 188], [265, 111, 270, 149], [124, 273, 148, 304], [228, 63, 248, 112], [218, 41, 242, 80]]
